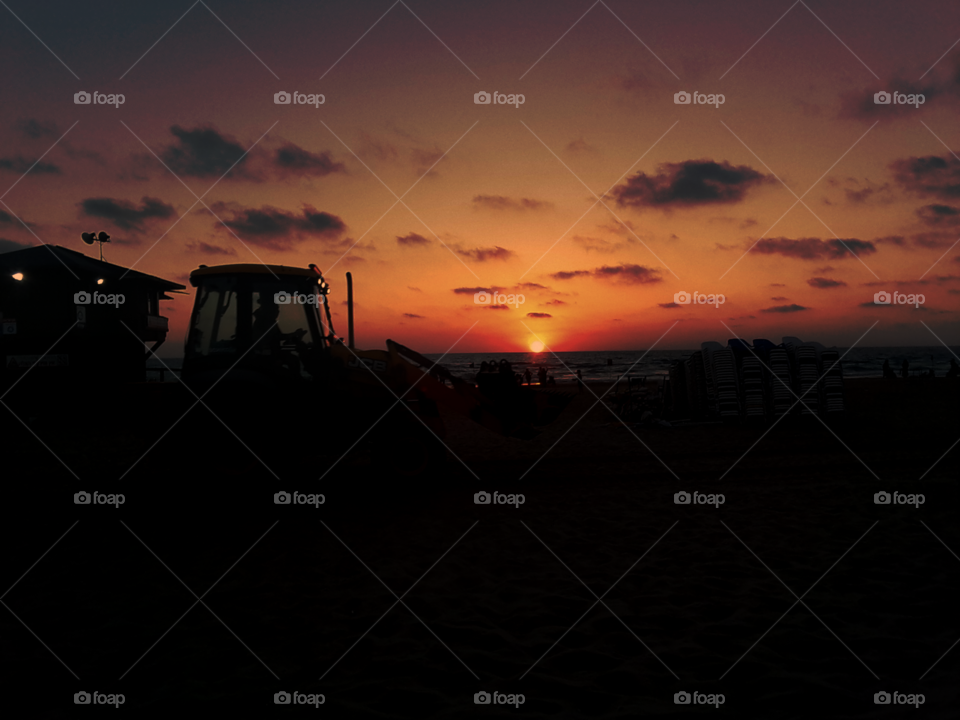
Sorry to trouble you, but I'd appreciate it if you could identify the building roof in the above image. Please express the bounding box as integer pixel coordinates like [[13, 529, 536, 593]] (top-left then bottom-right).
[[190, 263, 318, 279], [0, 244, 185, 291]]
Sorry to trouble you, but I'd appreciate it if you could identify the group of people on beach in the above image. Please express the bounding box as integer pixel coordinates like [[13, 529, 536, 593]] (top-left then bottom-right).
[[882, 357, 960, 379], [473, 360, 584, 388]]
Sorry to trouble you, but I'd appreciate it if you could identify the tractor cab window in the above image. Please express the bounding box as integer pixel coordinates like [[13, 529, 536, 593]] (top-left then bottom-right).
[[250, 284, 318, 378], [188, 276, 238, 357]]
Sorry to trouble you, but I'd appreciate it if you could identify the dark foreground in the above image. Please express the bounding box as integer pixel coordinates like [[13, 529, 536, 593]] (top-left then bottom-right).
[[1, 378, 957, 717]]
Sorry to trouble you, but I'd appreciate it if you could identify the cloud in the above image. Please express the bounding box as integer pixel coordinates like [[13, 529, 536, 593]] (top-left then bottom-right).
[[890, 154, 960, 200], [516, 282, 548, 290], [916, 203, 960, 226], [839, 76, 947, 121], [843, 179, 894, 205], [594, 264, 662, 284], [274, 143, 345, 177], [762, 304, 809, 313], [752, 237, 877, 260], [408, 286, 421, 292], [79, 196, 175, 232], [161, 125, 250, 178], [0, 238, 31, 253], [402, 313, 424, 319], [0, 155, 60, 175], [526, 312, 552, 318], [550, 269, 591, 280], [186, 241, 236, 256], [771, 296, 788, 301], [572, 235, 630, 253], [566, 137, 598, 154], [610, 159, 773, 209], [458, 246, 515, 261], [215, 204, 347, 250], [807, 277, 847, 289], [543, 299, 567, 305], [769, 282, 786, 287], [397, 232, 431, 247], [16, 118, 58, 139], [658, 302, 680, 308], [472, 195, 553, 212], [452, 286, 504, 295]]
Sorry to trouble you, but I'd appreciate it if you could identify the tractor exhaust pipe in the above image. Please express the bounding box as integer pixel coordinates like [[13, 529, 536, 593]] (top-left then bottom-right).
[[346, 271, 355, 349]]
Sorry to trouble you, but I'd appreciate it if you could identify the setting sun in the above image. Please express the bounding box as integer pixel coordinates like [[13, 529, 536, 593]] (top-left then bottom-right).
[[530, 340, 545, 353]]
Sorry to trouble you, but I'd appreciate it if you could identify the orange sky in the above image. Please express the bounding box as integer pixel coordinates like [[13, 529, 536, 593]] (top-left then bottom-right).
[[1, 0, 958, 354]]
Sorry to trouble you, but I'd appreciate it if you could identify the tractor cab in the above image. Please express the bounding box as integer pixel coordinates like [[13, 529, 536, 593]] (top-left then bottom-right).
[[182, 263, 336, 388]]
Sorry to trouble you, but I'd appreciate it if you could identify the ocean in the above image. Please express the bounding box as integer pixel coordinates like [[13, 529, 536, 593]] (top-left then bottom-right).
[[149, 346, 958, 382]]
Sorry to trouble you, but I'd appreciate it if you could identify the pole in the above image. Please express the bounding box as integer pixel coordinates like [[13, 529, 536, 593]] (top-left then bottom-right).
[[346, 272, 354, 349]]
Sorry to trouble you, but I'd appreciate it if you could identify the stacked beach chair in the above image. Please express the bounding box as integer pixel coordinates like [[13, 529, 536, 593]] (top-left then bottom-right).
[[819, 348, 845, 416], [795, 343, 821, 416]]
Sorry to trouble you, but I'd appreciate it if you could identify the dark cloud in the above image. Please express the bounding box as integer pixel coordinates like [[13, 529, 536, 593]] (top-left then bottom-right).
[[161, 125, 250, 178], [807, 277, 847, 289], [769, 282, 786, 287], [551, 270, 591, 280], [79, 196, 175, 231], [761, 304, 809, 313], [526, 312, 552, 318], [472, 195, 553, 211], [408, 286, 421, 292], [610, 159, 773, 209], [916, 203, 960, 226], [658, 302, 680, 308], [458, 246, 515, 261], [594, 264, 662, 284], [274, 143, 345, 177], [402, 313, 424, 319], [890, 154, 960, 200], [543, 299, 567, 305], [516, 282, 549, 290], [216, 204, 346, 250], [186, 241, 236, 256], [752, 237, 877, 260], [0, 155, 60, 175], [0, 238, 31, 253], [572, 235, 629, 253], [16, 118, 58, 139], [452, 286, 504, 295], [771, 296, 788, 301], [566, 137, 598, 154], [839, 78, 942, 121], [396, 232, 431, 247]]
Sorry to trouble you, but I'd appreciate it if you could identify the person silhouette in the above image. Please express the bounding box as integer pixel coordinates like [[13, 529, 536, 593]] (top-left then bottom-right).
[[947, 358, 959, 378], [523, 368, 532, 385], [882, 359, 896, 380], [538, 366, 547, 386]]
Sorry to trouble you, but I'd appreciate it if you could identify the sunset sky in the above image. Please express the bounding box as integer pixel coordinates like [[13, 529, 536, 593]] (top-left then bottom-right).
[[1, 0, 959, 354]]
